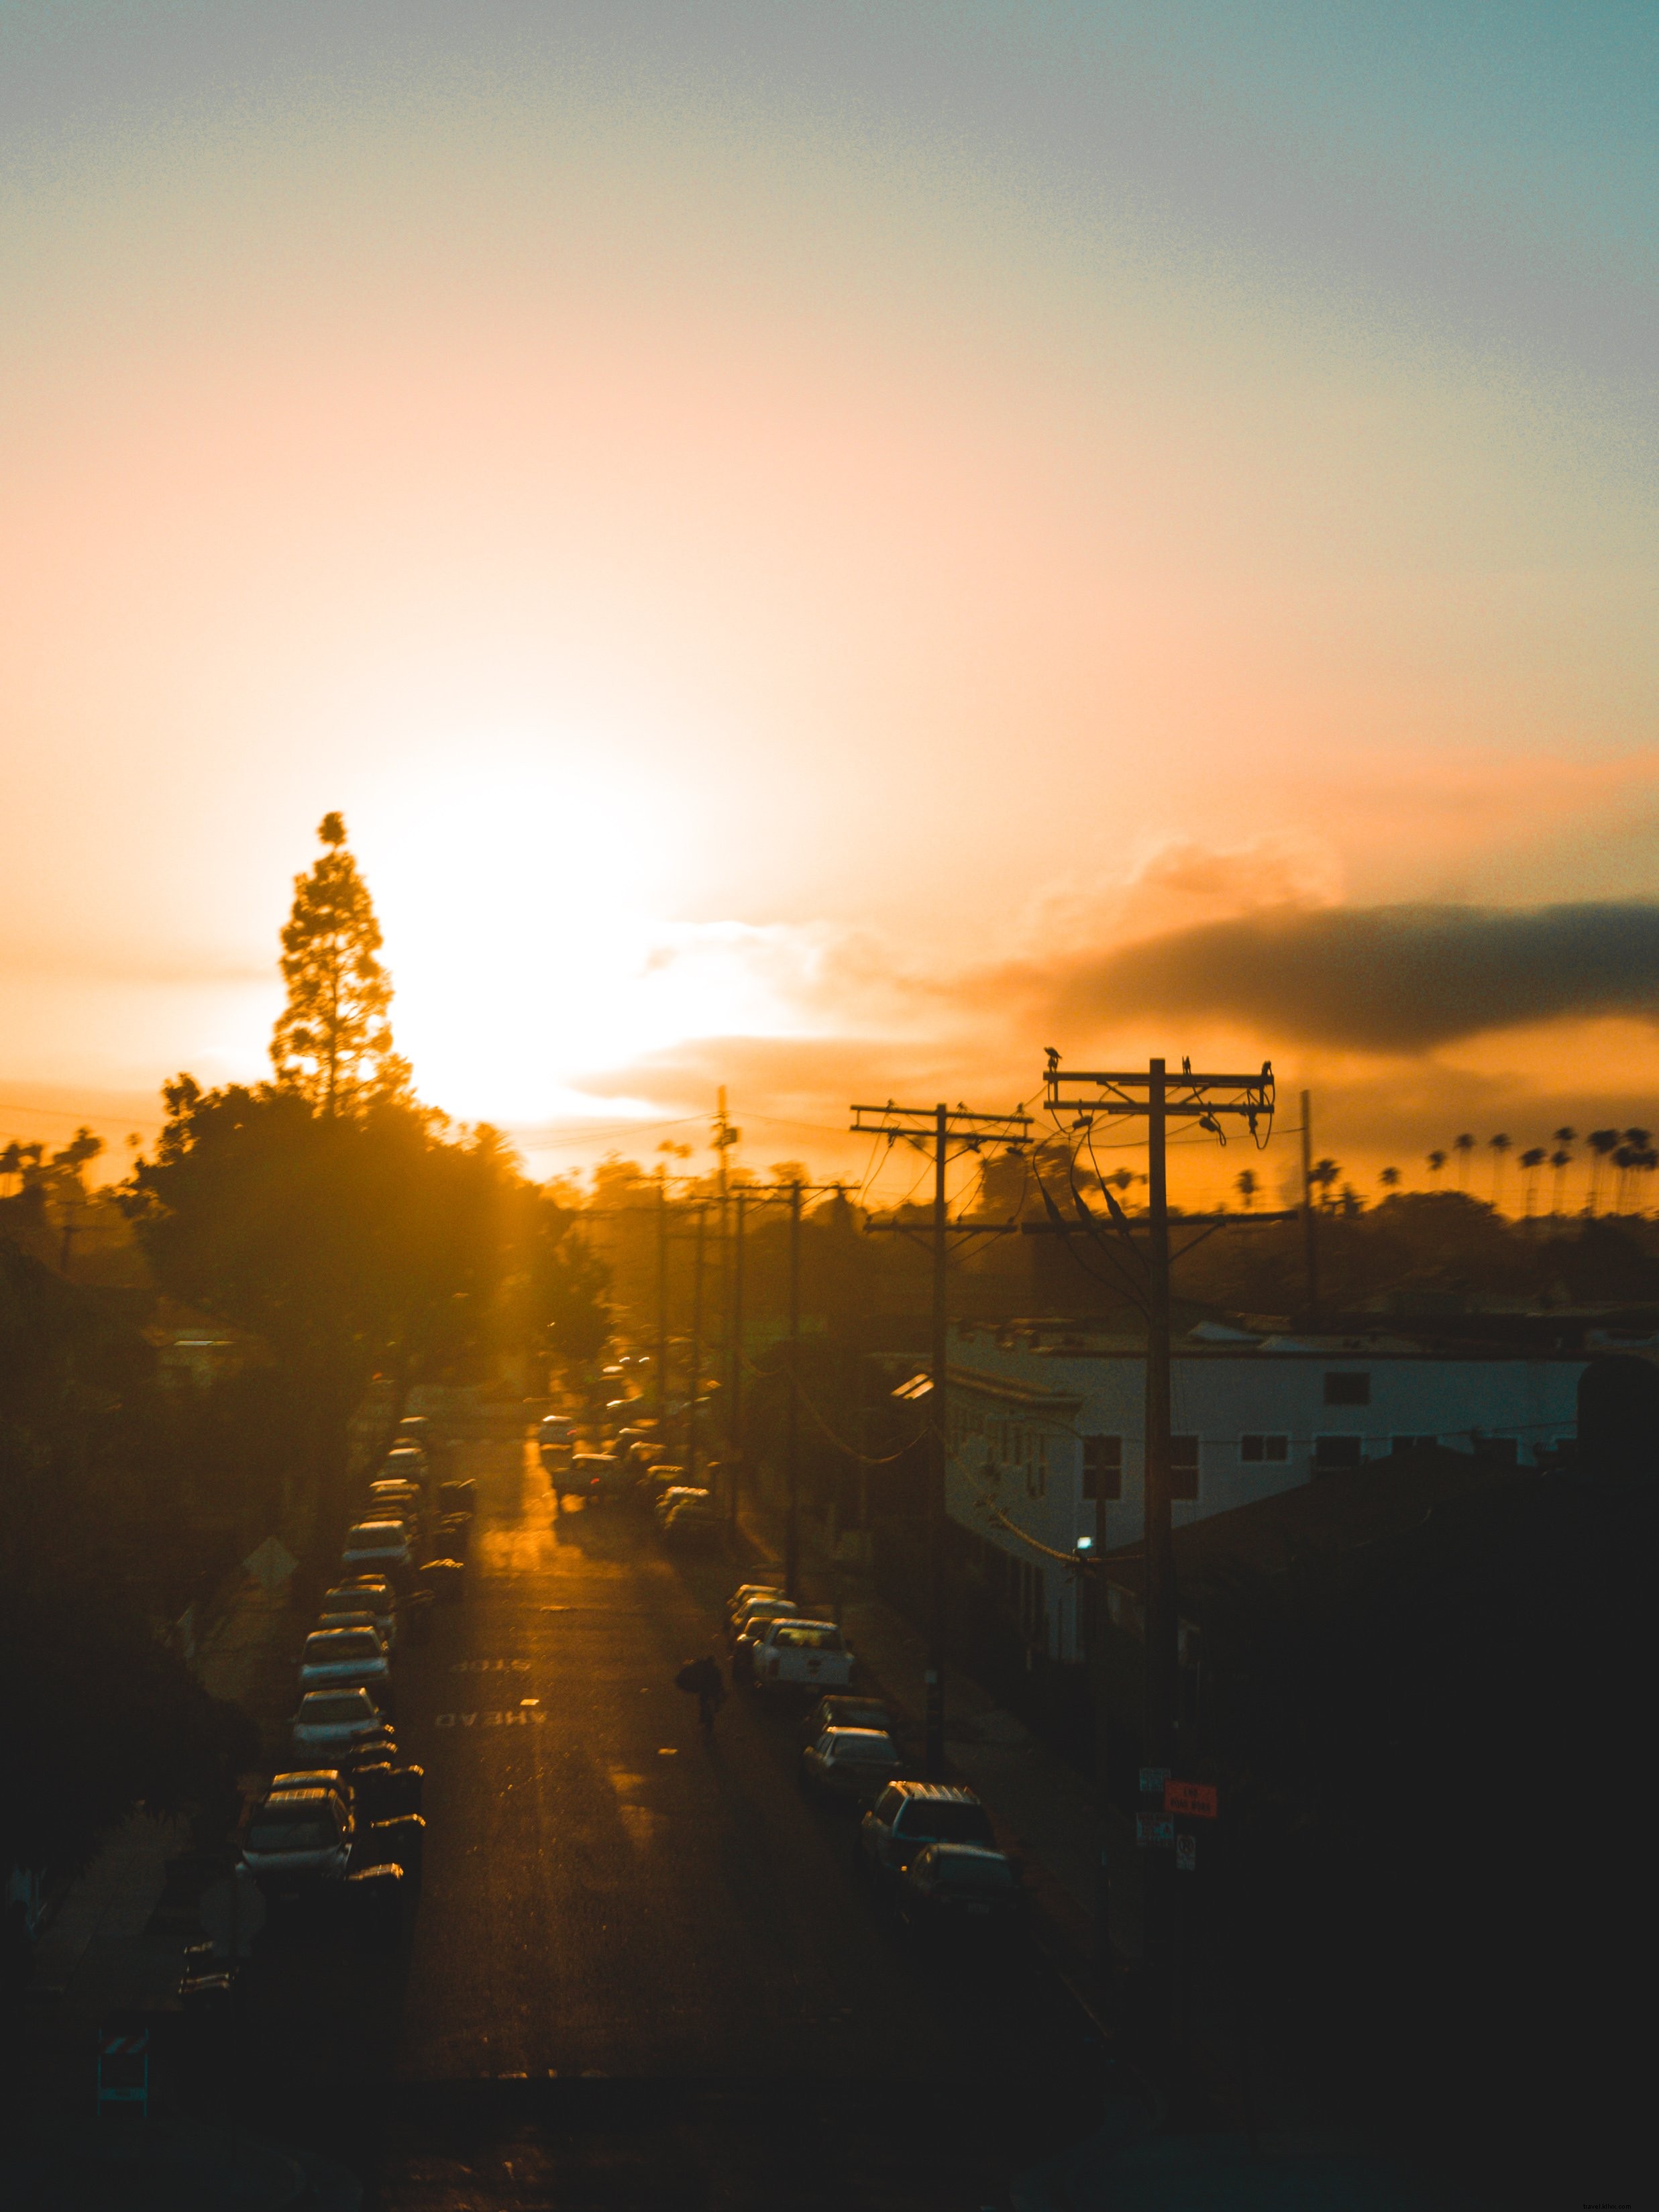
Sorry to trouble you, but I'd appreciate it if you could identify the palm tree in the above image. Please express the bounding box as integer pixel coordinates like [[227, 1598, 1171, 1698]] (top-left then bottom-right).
[[1235, 1168, 1259, 1211], [1309, 1157, 1340, 1210], [1640, 1147, 1659, 1218], [1452, 1133, 1477, 1189], [1426, 1149, 1447, 1181], [1620, 1130, 1651, 1215], [1519, 1146, 1547, 1220], [1549, 1128, 1576, 1216], [1487, 1133, 1510, 1211], [1379, 1165, 1401, 1194], [1587, 1128, 1620, 1216]]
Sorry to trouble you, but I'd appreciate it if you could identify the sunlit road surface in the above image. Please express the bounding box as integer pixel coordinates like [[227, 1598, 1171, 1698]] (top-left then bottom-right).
[[273, 1440, 1114, 2206]]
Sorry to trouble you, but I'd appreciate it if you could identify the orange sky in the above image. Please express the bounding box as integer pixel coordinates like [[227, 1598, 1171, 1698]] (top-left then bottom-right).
[[2, 7, 1656, 1207]]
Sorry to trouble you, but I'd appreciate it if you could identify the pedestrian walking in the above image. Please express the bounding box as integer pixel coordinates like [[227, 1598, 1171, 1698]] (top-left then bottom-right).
[[674, 1652, 727, 1732]]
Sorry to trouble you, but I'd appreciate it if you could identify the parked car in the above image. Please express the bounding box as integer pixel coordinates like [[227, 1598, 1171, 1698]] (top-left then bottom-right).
[[896, 1843, 1026, 1932], [559, 1452, 616, 1506], [348, 1760, 424, 1818], [292, 1685, 391, 1754], [270, 1768, 354, 1821], [727, 1583, 788, 1622], [315, 1608, 382, 1641], [299, 1627, 392, 1701], [636, 1462, 684, 1507], [383, 1442, 427, 1477], [860, 1782, 996, 1884], [661, 1497, 723, 1550], [653, 1484, 708, 1525], [728, 1591, 798, 1640], [325, 1579, 396, 1648], [417, 1557, 466, 1602], [241, 1787, 354, 1884], [798, 1694, 901, 1746], [437, 1510, 472, 1555], [437, 1478, 476, 1515], [341, 1520, 413, 1578], [368, 1477, 422, 1515], [800, 1726, 904, 1805], [750, 1619, 855, 1696], [729, 1599, 810, 1679], [396, 1415, 431, 1446], [539, 1413, 575, 1452]]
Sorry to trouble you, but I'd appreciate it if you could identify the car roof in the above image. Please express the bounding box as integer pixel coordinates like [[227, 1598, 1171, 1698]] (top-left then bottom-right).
[[260, 1788, 332, 1809], [886, 1781, 981, 1804], [272, 1770, 343, 1787], [765, 1618, 837, 1634], [299, 1687, 371, 1705], [306, 1626, 379, 1642], [347, 1520, 405, 1536], [821, 1728, 897, 1748], [920, 1842, 1010, 1865]]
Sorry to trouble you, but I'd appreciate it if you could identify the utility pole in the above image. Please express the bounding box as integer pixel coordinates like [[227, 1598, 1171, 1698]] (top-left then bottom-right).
[[728, 1188, 746, 1526], [655, 1177, 670, 1430], [1042, 1052, 1273, 2038], [712, 1090, 739, 1510], [687, 1205, 706, 1491], [786, 1181, 802, 1599], [851, 1099, 1033, 1775], [1301, 1091, 1318, 1323]]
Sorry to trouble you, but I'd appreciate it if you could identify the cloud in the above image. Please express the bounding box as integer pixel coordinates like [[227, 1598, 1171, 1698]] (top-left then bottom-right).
[[1042, 902, 1659, 1052]]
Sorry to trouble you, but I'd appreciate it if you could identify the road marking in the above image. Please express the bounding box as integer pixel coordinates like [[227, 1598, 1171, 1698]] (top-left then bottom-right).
[[433, 1709, 548, 1728]]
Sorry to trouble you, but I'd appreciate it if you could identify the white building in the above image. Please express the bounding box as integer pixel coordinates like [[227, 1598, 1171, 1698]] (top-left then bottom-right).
[[939, 1319, 1583, 1666]]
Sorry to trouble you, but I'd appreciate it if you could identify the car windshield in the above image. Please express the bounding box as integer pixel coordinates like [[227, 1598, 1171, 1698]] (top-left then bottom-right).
[[248, 1820, 333, 1852], [347, 1522, 403, 1542], [303, 1692, 372, 1720], [902, 1802, 996, 1845], [775, 1626, 845, 1651], [305, 1632, 380, 1659], [929, 1849, 1016, 1888]]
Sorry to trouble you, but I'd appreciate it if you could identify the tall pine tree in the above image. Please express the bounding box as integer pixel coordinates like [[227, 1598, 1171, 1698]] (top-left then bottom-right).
[[270, 812, 410, 1112]]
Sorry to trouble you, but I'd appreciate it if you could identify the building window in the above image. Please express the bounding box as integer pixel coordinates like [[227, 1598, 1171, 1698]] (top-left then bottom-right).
[[1171, 1434, 1199, 1501], [1082, 1435, 1122, 1500], [1324, 1372, 1371, 1406], [1240, 1434, 1289, 1463], [1314, 1434, 1364, 1473]]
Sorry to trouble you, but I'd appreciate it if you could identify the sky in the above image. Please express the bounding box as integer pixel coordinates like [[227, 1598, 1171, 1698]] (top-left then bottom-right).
[[2, 2, 1656, 1208]]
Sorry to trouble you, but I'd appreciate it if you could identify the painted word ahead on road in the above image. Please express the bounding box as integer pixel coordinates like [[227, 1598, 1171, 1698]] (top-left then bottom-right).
[[1163, 1779, 1219, 1820], [435, 1709, 547, 1727]]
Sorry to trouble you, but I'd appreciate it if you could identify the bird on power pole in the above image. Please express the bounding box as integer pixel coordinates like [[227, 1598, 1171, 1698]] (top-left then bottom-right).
[[1042, 1051, 1273, 2046], [851, 1099, 1034, 1776]]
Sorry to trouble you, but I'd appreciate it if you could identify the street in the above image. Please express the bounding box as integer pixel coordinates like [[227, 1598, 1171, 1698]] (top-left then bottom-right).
[[236, 1438, 1120, 2208]]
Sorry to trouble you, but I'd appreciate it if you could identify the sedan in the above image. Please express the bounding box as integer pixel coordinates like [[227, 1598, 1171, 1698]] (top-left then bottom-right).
[[661, 1498, 723, 1550], [299, 1627, 392, 1701], [798, 1694, 901, 1746], [800, 1726, 904, 1805], [241, 1787, 353, 1883], [292, 1685, 390, 1753], [896, 1842, 1026, 1933], [325, 1579, 396, 1645], [341, 1520, 413, 1577]]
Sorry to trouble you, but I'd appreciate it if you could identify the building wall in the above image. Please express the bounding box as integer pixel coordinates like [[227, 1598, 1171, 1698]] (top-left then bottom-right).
[[943, 1331, 1583, 1663]]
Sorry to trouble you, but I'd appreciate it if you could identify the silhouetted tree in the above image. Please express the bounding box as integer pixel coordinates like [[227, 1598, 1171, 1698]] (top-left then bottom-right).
[[1235, 1168, 1259, 1210], [1426, 1149, 1446, 1181], [1519, 1147, 1547, 1219], [1487, 1133, 1510, 1210], [1379, 1166, 1401, 1192], [1452, 1132, 1476, 1188], [1550, 1127, 1576, 1216], [270, 812, 409, 1113], [1586, 1128, 1620, 1216]]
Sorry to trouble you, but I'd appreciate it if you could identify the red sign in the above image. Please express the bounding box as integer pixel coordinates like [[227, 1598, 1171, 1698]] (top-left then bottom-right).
[[1164, 1779, 1218, 1820]]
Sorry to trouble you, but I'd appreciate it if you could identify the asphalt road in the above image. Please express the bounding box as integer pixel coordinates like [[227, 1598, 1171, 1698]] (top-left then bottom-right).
[[237, 1438, 1124, 2208]]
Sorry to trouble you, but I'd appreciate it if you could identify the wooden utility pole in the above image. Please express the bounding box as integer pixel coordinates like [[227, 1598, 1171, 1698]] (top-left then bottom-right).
[[1042, 1052, 1274, 2034], [786, 1181, 802, 1597], [655, 1178, 670, 1429], [727, 1187, 746, 1526], [687, 1205, 706, 1490], [851, 1099, 1033, 1775], [1301, 1090, 1318, 1322]]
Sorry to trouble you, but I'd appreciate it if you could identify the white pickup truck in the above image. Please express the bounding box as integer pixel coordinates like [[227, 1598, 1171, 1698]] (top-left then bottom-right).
[[749, 1618, 856, 1695]]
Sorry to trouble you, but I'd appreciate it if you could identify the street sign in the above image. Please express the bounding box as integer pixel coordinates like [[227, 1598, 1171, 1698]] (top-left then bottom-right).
[[1165, 1779, 1219, 1820], [244, 1536, 298, 1592], [1135, 1811, 1175, 1849], [199, 1871, 266, 1958], [1138, 1767, 1172, 1795], [1175, 1834, 1197, 1874]]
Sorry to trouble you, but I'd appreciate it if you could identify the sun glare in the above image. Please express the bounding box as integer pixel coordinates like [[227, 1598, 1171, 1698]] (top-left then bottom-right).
[[358, 760, 807, 1127]]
